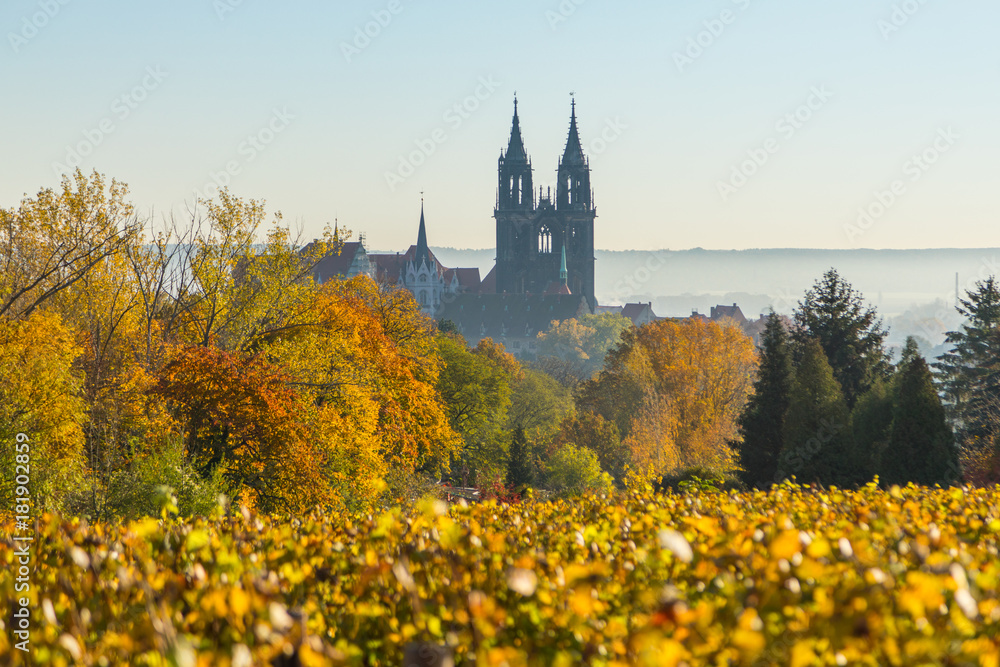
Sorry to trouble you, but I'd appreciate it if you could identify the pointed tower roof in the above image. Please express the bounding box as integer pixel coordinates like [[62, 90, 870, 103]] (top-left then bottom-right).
[[561, 98, 586, 167], [560, 243, 568, 286], [505, 97, 528, 162], [414, 200, 432, 269]]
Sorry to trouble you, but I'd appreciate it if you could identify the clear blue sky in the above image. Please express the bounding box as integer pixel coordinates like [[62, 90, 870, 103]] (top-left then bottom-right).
[[1, 0, 997, 251]]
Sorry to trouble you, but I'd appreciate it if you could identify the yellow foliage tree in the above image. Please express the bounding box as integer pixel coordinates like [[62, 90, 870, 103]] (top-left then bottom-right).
[[580, 319, 758, 479], [178, 188, 337, 351], [264, 277, 459, 509], [0, 311, 87, 510]]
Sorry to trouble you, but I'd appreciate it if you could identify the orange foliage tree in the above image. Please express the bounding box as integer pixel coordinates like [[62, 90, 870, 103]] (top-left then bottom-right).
[[150, 345, 330, 513], [579, 319, 758, 479]]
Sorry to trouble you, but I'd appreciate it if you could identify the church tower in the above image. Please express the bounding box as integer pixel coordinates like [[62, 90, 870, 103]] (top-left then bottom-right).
[[556, 99, 596, 308], [493, 98, 596, 311], [404, 201, 445, 316], [497, 98, 533, 211]]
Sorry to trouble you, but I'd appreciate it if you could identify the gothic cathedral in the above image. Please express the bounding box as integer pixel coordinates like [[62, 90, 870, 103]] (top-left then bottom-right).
[[494, 99, 597, 311]]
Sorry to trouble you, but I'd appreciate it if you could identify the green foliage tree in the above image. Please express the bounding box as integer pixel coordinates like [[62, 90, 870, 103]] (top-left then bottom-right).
[[554, 412, 626, 486], [736, 312, 793, 488], [881, 338, 959, 486], [792, 269, 890, 409], [507, 368, 574, 437], [778, 339, 859, 486], [535, 312, 631, 385], [544, 443, 614, 497], [435, 335, 514, 486]]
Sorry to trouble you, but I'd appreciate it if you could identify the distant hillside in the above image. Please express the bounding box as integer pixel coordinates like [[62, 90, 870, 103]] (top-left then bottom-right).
[[428, 247, 1000, 319]]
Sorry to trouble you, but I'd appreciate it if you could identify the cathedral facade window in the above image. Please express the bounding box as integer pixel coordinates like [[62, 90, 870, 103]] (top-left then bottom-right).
[[538, 225, 552, 254]]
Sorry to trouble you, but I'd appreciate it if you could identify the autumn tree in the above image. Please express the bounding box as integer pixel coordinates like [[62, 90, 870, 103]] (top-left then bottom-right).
[[792, 269, 891, 408], [736, 312, 793, 489], [535, 312, 631, 386], [177, 188, 336, 351], [151, 345, 329, 513], [579, 319, 757, 479], [0, 312, 87, 511], [263, 277, 458, 509], [0, 169, 142, 321]]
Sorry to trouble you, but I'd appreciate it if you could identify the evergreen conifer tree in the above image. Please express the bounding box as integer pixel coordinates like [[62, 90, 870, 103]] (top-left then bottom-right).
[[883, 337, 959, 485], [851, 379, 894, 479], [779, 339, 859, 486], [793, 269, 890, 409], [737, 312, 793, 488], [505, 426, 533, 490], [935, 277, 1000, 451]]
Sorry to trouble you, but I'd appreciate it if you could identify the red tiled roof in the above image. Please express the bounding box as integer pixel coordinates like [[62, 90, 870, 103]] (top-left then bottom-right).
[[444, 267, 482, 292], [368, 252, 407, 285], [622, 303, 651, 320], [312, 242, 363, 282], [480, 266, 497, 294], [543, 280, 572, 295], [710, 304, 747, 323]]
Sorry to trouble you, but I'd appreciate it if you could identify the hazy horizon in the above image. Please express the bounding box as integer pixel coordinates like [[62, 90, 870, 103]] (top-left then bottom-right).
[[3, 1, 998, 252]]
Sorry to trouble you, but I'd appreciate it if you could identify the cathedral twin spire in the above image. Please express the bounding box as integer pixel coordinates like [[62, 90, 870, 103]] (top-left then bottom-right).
[[499, 96, 592, 212], [493, 95, 597, 310]]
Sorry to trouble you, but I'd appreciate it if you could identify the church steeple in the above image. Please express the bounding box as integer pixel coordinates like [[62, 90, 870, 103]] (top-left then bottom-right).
[[557, 97, 592, 211], [497, 97, 534, 211], [561, 98, 586, 167], [414, 199, 432, 269], [506, 97, 528, 163]]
